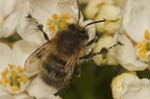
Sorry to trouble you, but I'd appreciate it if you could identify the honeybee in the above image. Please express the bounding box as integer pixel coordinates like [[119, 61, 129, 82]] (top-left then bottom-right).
[[24, 0, 121, 90]]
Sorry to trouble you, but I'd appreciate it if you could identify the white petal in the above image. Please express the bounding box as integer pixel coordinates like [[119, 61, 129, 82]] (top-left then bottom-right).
[[98, 4, 121, 20], [116, 34, 147, 71], [0, 86, 10, 97], [121, 79, 150, 99], [57, 0, 79, 20], [17, 13, 46, 45], [0, 0, 16, 17], [29, 0, 58, 23], [84, 0, 103, 19], [14, 93, 29, 99], [0, 95, 14, 99], [0, 42, 13, 71], [123, 0, 150, 42], [12, 40, 38, 67], [111, 72, 138, 99], [0, 0, 30, 37], [20, 96, 35, 99], [112, 72, 150, 99], [27, 76, 58, 99]]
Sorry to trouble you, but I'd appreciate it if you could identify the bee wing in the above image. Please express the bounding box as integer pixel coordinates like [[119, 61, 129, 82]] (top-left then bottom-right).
[[64, 50, 80, 85], [24, 41, 52, 77]]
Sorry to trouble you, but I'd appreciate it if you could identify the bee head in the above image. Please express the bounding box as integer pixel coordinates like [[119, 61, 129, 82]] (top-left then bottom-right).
[[68, 24, 89, 41], [56, 24, 89, 54]]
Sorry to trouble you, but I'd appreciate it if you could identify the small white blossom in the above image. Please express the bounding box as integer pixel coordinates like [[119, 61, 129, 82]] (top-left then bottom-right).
[[112, 72, 150, 99], [93, 35, 118, 65]]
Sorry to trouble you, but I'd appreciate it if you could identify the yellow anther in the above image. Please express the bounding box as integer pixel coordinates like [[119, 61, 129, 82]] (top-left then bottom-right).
[[17, 78, 21, 82], [139, 49, 146, 58], [1, 68, 8, 77], [62, 13, 70, 19], [47, 19, 53, 25], [59, 19, 67, 28], [0, 78, 8, 86], [8, 64, 14, 69], [49, 25, 56, 31], [20, 75, 28, 83], [136, 41, 146, 49], [11, 86, 20, 92], [17, 66, 23, 73], [52, 13, 58, 20], [144, 29, 150, 40], [11, 70, 18, 80]]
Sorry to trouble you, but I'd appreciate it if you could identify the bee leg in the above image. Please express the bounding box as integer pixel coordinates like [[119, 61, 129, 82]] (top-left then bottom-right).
[[80, 47, 108, 59], [80, 41, 123, 59], [37, 24, 50, 41], [73, 66, 81, 78], [26, 14, 50, 41]]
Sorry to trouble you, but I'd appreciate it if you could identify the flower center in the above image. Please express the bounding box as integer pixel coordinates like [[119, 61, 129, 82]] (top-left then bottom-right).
[[0, 64, 29, 93], [47, 12, 74, 33], [136, 29, 150, 61]]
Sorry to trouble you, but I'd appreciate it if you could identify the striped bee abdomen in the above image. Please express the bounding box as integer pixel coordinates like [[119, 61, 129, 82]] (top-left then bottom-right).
[[40, 53, 67, 88]]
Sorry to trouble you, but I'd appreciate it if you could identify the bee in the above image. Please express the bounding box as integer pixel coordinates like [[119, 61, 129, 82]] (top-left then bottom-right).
[[24, 0, 121, 90]]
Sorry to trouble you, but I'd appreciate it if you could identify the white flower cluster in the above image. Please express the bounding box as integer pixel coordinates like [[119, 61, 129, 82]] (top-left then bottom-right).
[[0, 0, 150, 99]]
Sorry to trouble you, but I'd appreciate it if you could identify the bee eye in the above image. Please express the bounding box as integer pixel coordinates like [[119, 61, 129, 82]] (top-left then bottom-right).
[[68, 24, 76, 30], [80, 30, 89, 40]]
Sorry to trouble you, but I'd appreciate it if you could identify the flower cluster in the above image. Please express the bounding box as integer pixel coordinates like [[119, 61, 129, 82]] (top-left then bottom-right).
[[0, 64, 29, 94], [0, 0, 150, 99]]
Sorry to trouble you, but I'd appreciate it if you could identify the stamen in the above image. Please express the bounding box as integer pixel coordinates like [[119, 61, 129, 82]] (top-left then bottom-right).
[[1, 68, 8, 77], [52, 13, 58, 20], [0, 78, 8, 86], [59, 19, 67, 28], [0, 64, 29, 93], [136, 41, 146, 49], [139, 49, 146, 58], [144, 29, 150, 40], [47, 12, 72, 32], [8, 64, 14, 69], [62, 13, 70, 19], [47, 19, 53, 25], [17, 66, 24, 73], [49, 25, 56, 31]]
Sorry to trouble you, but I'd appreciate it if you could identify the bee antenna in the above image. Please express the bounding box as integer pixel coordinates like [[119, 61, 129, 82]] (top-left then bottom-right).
[[83, 19, 105, 29], [77, 0, 80, 24]]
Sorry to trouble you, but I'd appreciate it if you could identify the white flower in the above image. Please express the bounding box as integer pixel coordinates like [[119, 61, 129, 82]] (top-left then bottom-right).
[[17, 0, 77, 45], [116, 0, 150, 70], [84, 0, 121, 34], [0, 0, 30, 38], [0, 41, 36, 70], [111, 72, 137, 99], [0, 41, 37, 98], [17, 0, 96, 53], [0, 41, 60, 98], [115, 33, 147, 71], [93, 35, 118, 65], [112, 72, 150, 99], [123, 0, 150, 42], [84, 0, 104, 19], [27, 76, 60, 99]]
